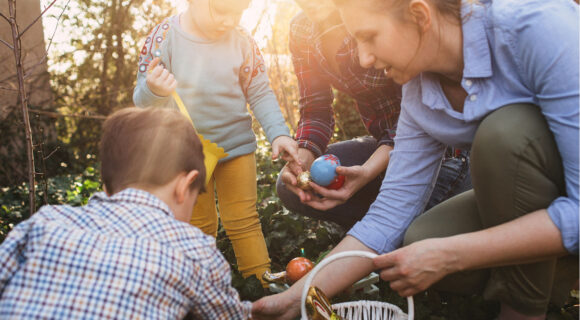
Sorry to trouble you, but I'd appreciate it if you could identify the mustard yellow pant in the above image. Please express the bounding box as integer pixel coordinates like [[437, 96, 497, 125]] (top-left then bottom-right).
[[190, 153, 270, 284]]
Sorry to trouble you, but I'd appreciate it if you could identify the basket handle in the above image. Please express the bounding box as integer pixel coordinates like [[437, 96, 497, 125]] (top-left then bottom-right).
[[300, 250, 414, 320]]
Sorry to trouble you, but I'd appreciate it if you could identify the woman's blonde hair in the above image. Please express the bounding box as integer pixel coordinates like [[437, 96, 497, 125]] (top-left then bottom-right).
[[332, 0, 462, 22]]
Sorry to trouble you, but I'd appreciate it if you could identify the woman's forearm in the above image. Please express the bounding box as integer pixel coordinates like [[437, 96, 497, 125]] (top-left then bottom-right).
[[448, 209, 567, 273], [285, 236, 376, 300]]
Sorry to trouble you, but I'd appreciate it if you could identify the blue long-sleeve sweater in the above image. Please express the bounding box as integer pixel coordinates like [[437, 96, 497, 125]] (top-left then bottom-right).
[[133, 15, 290, 162]]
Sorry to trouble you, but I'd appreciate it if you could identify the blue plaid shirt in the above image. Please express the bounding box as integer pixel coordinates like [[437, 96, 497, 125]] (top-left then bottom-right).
[[0, 188, 251, 319]]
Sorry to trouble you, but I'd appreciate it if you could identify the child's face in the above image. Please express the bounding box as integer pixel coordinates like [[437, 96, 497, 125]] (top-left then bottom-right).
[[190, 0, 251, 39]]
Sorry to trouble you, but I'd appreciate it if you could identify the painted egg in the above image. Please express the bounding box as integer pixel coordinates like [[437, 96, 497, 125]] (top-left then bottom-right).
[[326, 175, 345, 190], [310, 154, 340, 186], [296, 171, 313, 190], [286, 257, 314, 284]]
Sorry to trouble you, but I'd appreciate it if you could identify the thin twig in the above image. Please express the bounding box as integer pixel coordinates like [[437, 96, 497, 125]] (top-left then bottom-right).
[[18, 0, 58, 38], [25, 0, 71, 78], [37, 122, 49, 204], [0, 37, 14, 49], [45, 146, 61, 160], [267, 27, 296, 131], [44, 0, 71, 54], [0, 85, 17, 91], [0, 12, 9, 23], [21, 0, 72, 81], [28, 109, 107, 120], [250, 6, 267, 36]]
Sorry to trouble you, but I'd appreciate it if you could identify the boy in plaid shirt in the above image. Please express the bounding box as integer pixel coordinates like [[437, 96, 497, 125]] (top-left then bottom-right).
[[0, 108, 251, 319]]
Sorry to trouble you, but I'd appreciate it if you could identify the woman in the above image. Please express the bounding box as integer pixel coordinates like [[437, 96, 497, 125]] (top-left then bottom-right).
[[253, 0, 578, 319], [279, 0, 471, 229]]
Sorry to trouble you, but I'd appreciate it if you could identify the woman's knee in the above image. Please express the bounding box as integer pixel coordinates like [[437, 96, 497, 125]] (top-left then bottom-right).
[[472, 104, 548, 164], [471, 104, 564, 216]]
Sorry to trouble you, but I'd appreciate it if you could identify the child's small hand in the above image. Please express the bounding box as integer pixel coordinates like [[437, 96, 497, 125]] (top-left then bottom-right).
[[146, 57, 177, 97], [271, 136, 300, 165]]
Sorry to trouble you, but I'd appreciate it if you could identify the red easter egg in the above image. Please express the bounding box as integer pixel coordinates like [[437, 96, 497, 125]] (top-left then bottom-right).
[[326, 175, 345, 190], [286, 257, 315, 284]]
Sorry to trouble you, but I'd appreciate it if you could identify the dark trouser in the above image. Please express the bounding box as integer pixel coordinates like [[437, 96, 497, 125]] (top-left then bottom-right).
[[276, 136, 472, 230], [404, 104, 578, 315]]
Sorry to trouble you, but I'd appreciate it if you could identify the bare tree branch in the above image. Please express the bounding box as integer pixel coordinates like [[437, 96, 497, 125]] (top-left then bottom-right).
[[40, 0, 71, 54], [18, 0, 58, 38], [0, 37, 14, 49], [0, 85, 17, 91], [21, 0, 71, 81], [45, 146, 61, 160], [8, 0, 36, 215], [0, 11, 9, 23], [29, 108, 107, 120]]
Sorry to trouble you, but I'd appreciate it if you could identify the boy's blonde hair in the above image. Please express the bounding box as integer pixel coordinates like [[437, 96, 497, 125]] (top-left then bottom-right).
[[100, 107, 206, 194]]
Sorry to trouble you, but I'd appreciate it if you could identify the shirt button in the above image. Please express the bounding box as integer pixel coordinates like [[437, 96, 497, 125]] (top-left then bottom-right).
[[470, 94, 477, 101], [465, 80, 473, 87]]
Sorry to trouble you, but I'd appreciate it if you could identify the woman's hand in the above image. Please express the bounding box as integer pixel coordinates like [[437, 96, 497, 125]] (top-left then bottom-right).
[[375, 210, 569, 297], [373, 238, 458, 297], [304, 164, 371, 211], [251, 291, 301, 320], [146, 57, 177, 97]]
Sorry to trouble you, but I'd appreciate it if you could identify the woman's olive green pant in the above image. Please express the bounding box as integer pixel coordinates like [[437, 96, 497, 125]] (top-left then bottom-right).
[[404, 104, 578, 315]]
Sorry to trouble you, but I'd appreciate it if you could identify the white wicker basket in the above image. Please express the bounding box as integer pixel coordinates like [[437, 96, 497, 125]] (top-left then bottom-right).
[[300, 251, 414, 320]]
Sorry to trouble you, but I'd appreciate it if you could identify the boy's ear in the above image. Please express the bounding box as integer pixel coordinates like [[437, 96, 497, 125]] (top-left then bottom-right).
[[175, 170, 200, 203], [408, 0, 432, 33], [103, 184, 111, 197]]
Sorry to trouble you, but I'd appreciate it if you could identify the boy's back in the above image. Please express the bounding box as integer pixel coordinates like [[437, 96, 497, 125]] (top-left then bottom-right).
[[0, 188, 251, 319], [0, 107, 251, 319]]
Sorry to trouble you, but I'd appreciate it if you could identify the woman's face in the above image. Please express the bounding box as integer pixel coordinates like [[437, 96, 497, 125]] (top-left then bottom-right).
[[294, 0, 338, 24], [338, 1, 427, 85]]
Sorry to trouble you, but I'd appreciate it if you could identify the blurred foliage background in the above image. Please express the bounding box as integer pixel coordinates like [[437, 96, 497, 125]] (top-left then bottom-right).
[[0, 0, 577, 319]]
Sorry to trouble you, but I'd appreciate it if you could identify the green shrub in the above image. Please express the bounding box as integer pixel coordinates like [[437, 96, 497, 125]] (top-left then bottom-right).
[[0, 166, 101, 242], [1, 153, 577, 319]]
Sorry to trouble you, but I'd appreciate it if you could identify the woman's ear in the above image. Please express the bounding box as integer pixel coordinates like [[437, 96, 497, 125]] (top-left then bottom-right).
[[408, 0, 432, 33]]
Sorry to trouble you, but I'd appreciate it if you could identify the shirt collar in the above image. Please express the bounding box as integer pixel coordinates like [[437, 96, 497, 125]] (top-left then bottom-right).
[[90, 188, 175, 218], [461, 0, 492, 79]]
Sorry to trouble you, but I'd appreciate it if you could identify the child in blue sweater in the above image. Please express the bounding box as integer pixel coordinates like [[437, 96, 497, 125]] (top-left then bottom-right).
[[133, 0, 299, 285]]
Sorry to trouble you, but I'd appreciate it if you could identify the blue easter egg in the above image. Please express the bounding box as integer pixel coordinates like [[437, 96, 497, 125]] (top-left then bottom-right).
[[310, 154, 341, 186]]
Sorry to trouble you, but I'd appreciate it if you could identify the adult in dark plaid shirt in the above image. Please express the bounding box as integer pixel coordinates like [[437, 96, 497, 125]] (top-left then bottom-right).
[[276, 0, 471, 229]]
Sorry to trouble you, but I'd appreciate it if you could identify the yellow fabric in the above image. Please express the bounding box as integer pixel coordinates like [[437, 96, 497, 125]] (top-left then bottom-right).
[[171, 90, 227, 186], [190, 153, 270, 286]]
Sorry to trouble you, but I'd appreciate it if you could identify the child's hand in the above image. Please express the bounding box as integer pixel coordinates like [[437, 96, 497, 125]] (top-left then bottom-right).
[[271, 136, 300, 165], [146, 57, 177, 97]]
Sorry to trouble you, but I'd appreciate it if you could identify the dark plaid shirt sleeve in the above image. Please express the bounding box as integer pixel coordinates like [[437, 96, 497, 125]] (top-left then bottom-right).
[[290, 16, 336, 157]]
